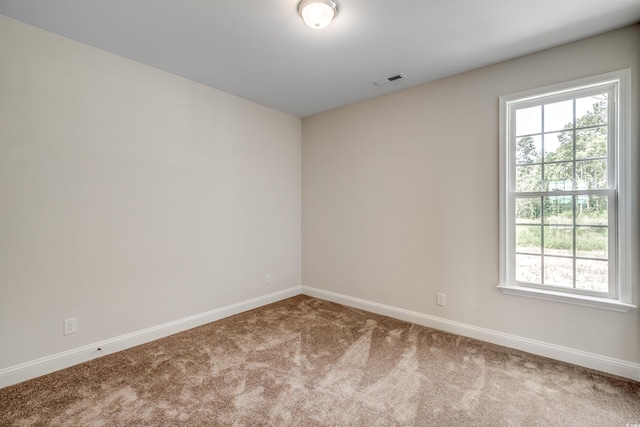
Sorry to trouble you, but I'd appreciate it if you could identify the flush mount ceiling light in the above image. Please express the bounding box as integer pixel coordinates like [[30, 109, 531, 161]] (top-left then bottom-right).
[[298, 0, 339, 30]]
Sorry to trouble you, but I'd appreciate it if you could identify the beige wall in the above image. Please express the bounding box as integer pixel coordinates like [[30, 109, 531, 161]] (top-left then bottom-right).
[[0, 16, 301, 369], [302, 25, 640, 364]]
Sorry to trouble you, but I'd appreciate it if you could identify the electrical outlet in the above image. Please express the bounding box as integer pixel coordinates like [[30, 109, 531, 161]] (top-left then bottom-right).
[[437, 293, 446, 306], [64, 318, 77, 335], [266, 274, 272, 285]]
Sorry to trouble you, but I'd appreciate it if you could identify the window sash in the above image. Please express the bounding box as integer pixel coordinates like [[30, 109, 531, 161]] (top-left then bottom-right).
[[508, 86, 616, 193], [508, 190, 617, 298]]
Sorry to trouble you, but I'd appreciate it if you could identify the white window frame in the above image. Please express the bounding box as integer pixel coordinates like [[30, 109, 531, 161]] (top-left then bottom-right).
[[498, 69, 635, 312]]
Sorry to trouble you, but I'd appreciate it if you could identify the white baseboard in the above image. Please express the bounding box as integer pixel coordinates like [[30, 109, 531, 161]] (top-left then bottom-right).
[[0, 286, 301, 389], [302, 286, 640, 382]]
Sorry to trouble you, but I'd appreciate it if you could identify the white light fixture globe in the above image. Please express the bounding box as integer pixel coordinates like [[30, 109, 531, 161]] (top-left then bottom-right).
[[298, 0, 339, 30]]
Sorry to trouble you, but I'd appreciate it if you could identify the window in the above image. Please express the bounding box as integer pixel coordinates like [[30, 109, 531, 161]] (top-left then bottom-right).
[[498, 70, 634, 311]]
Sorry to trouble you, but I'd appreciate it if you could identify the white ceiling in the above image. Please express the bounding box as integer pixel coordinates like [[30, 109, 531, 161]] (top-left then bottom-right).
[[1, 1, 639, 117]]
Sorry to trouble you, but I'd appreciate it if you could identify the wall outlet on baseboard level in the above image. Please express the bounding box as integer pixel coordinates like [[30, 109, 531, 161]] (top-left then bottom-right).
[[265, 274, 272, 285], [437, 293, 446, 306], [63, 318, 77, 335]]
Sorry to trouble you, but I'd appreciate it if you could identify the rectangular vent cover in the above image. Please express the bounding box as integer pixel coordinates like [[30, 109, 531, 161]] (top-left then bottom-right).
[[372, 73, 406, 86]]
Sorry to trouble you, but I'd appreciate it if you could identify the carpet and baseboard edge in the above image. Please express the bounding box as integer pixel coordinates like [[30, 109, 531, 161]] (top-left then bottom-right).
[[1, 285, 638, 388], [0, 286, 301, 388], [301, 286, 640, 382]]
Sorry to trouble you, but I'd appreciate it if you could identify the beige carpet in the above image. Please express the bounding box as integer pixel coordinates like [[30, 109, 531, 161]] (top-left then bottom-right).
[[1, 295, 639, 426]]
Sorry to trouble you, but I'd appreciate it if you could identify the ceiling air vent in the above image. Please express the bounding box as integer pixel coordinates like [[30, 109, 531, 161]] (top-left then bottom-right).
[[372, 73, 406, 86]]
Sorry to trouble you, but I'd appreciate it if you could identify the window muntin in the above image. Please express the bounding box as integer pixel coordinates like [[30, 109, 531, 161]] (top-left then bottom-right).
[[499, 70, 633, 310]]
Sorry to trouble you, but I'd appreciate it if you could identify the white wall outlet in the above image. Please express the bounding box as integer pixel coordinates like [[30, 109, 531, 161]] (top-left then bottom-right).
[[63, 318, 77, 335], [437, 293, 446, 306], [266, 274, 272, 285]]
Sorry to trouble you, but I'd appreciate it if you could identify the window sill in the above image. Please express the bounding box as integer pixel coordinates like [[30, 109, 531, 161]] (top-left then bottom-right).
[[497, 284, 636, 312]]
